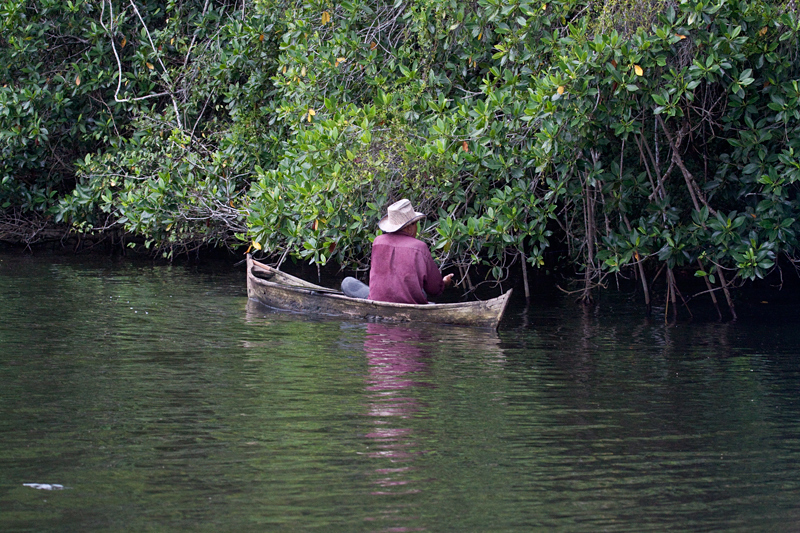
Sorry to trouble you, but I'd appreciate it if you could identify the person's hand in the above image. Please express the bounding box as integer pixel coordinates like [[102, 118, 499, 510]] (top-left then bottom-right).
[[443, 273, 454, 288]]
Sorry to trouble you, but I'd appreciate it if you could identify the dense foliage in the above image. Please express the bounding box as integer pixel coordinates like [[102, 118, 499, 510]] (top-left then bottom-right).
[[2, 0, 799, 313]]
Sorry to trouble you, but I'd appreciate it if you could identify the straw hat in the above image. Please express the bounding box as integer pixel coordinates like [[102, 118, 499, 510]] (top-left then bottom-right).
[[378, 199, 426, 233]]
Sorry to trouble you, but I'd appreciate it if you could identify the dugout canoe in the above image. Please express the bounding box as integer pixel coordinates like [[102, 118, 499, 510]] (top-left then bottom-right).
[[246, 255, 512, 329]]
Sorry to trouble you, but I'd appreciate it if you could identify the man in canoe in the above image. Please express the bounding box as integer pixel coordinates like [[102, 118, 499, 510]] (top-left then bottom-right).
[[341, 199, 453, 304]]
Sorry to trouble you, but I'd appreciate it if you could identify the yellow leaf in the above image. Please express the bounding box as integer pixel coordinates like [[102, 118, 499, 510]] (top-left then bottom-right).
[[321, 11, 330, 25], [146, 62, 154, 70], [307, 108, 316, 122], [370, 41, 377, 50], [759, 26, 768, 36], [282, 65, 287, 74], [676, 34, 686, 40], [557, 85, 564, 94], [335, 57, 346, 67], [120, 37, 127, 48], [260, 34, 265, 42], [245, 244, 252, 254], [75, 75, 81, 86], [300, 66, 306, 77], [170, 38, 174, 45], [477, 32, 483, 41], [252, 241, 262, 251], [462, 141, 469, 152], [634, 64, 643, 76]]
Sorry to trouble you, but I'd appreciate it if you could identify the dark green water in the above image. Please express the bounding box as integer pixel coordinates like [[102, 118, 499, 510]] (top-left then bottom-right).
[[2, 251, 800, 531]]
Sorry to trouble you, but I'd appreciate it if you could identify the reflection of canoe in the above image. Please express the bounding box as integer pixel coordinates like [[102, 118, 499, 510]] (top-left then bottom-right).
[[246, 255, 512, 329]]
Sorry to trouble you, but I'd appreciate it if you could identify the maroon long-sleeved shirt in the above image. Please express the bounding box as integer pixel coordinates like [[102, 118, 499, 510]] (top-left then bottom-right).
[[368, 233, 446, 304]]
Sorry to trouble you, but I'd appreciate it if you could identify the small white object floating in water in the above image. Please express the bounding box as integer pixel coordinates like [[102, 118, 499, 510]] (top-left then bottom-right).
[[23, 483, 65, 490]]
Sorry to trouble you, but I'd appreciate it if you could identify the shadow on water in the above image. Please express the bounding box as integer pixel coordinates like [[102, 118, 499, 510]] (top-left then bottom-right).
[[489, 288, 800, 530]]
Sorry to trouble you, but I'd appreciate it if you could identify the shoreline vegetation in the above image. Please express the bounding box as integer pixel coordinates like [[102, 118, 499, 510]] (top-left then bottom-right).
[[2, 0, 800, 319]]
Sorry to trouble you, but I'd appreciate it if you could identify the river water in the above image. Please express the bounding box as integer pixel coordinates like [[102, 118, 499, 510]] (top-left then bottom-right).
[[1, 250, 799, 531]]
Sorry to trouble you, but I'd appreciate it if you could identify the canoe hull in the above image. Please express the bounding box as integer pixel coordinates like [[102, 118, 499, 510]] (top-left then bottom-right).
[[246, 256, 512, 329]]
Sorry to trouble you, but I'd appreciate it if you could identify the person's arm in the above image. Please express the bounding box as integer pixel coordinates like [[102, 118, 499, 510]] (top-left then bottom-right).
[[421, 247, 448, 297]]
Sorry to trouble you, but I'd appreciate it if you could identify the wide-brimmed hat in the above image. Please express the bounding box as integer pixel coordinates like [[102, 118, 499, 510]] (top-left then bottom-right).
[[378, 199, 426, 233]]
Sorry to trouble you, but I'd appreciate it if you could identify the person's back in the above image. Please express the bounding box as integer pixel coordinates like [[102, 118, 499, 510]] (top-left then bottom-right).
[[368, 232, 445, 304]]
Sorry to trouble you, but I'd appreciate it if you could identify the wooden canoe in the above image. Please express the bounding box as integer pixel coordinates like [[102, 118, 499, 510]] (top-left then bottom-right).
[[246, 255, 512, 329]]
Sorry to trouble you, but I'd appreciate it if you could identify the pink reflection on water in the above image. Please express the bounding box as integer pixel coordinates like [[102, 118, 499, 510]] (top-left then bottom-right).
[[362, 323, 431, 531], [375, 467, 411, 474], [366, 428, 412, 439]]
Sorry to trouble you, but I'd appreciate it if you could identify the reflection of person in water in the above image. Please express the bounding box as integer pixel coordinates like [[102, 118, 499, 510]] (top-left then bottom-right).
[[362, 323, 429, 501], [359, 323, 506, 529]]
